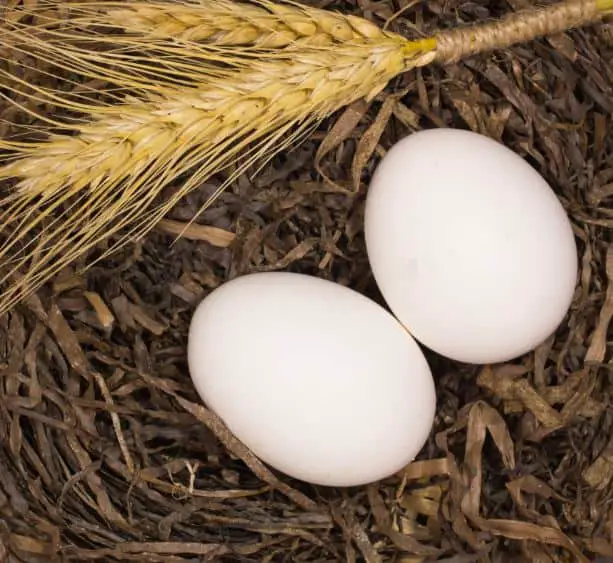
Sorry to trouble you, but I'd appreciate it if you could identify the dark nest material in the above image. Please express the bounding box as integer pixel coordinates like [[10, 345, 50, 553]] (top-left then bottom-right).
[[1, 0, 613, 562]]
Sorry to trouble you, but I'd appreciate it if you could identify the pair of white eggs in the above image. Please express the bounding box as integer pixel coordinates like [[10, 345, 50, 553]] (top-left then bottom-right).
[[187, 129, 578, 487]]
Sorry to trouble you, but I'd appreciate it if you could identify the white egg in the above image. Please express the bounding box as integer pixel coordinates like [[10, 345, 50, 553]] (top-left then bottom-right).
[[364, 128, 578, 365], [187, 272, 436, 487]]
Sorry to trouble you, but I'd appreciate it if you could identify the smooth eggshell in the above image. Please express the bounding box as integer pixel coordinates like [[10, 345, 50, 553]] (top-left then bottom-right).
[[365, 128, 578, 364], [187, 272, 436, 487]]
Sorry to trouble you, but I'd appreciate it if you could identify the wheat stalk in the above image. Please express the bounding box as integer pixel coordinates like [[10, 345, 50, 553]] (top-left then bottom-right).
[[0, 0, 611, 315], [0, 19, 426, 313]]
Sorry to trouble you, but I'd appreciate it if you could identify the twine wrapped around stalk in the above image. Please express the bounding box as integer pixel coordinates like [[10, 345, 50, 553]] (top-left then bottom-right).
[[0, 0, 611, 315], [435, 0, 608, 62]]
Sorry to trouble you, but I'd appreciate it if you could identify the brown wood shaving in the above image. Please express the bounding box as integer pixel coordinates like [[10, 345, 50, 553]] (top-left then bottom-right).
[[586, 246, 613, 363], [157, 219, 236, 248]]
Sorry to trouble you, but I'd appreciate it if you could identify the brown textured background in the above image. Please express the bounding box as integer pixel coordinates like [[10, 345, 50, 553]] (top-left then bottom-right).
[[1, 0, 613, 561]]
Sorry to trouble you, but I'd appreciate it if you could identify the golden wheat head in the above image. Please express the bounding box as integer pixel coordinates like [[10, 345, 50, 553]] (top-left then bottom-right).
[[0, 0, 436, 314]]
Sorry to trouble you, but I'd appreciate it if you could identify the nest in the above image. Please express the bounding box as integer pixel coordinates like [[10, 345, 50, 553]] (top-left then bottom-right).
[[1, 0, 612, 561]]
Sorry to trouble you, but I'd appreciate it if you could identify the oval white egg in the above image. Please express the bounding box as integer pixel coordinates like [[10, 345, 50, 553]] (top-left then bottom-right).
[[364, 128, 578, 365], [187, 272, 436, 487]]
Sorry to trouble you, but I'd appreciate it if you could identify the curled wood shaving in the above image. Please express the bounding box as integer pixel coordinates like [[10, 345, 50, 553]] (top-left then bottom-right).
[[399, 458, 450, 481], [477, 365, 564, 428], [83, 291, 114, 330], [367, 485, 440, 556], [351, 93, 401, 192], [583, 435, 613, 490], [437, 401, 589, 561], [157, 218, 236, 248], [315, 99, 370, 192], [586, 246, 613, 364], [330, 500, 381, 563]]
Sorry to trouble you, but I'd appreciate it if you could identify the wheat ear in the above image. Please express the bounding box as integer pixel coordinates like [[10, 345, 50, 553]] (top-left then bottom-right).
[[1, 0, 393, 93], [0, 0, 611, 315], [0, 29, 425, 314], [103, 0, 386, 46]]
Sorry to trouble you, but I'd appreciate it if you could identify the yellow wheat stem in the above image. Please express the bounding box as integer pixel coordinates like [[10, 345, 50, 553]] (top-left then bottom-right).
[[0, 0, 610, 315]]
